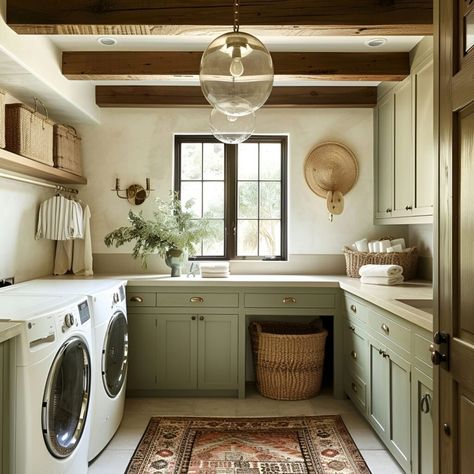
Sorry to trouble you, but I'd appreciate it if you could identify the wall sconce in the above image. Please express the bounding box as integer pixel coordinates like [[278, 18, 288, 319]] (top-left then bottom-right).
[[113, 178, 154, 205]]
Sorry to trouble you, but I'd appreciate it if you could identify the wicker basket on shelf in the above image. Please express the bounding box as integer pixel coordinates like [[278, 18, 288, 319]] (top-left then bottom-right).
[[53, 124, 83, 176], [249, 321, 328, 400], [5, 99, 54, 165], [343, 246, 418, 280], [0, 90, 5, 148]]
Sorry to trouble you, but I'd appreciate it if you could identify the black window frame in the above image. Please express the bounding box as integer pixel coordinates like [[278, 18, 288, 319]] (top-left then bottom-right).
[[174, 134, 288, 261]]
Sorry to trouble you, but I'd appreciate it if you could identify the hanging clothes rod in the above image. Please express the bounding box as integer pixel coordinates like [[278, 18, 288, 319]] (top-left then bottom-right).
[[0, 171, 79, 194]]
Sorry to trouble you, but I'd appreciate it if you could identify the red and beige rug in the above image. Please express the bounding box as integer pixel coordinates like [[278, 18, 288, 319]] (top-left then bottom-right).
[[126, 416, 370, 473]]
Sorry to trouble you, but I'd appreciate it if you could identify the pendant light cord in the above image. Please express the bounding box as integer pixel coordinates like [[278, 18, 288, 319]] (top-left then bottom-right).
[[233, 0, 240, 32]]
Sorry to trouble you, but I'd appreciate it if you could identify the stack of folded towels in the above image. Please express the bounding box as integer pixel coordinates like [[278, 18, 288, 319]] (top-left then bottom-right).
[[199, 262, 230, 278], [359, 264, 404, 286]]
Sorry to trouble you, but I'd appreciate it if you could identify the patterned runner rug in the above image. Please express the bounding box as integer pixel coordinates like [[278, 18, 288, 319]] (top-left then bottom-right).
[[126, 415, 371, 473]]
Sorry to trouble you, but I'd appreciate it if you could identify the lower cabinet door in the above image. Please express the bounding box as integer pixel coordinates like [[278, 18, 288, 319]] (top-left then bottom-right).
[[127, 313, 158, 391], [157, 314, 198, 390], [412, 368, 433, 474], [197, 314, 239, 390]]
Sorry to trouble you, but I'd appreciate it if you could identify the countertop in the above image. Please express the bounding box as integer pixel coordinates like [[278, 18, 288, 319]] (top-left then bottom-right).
[[0, 321, 22, 344], [84, 273, 434, 331]]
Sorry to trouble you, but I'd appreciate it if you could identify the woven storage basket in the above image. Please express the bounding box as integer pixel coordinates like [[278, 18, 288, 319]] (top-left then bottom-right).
[[53, 124, 83, 175], [249, 321, 328, 400], [344, 246, 418, 280], [5, 100, 54, 165], [0, 90, 5, 149]]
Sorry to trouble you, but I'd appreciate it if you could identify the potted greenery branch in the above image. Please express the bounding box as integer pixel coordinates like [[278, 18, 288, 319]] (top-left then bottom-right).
[[104, 193, 209, 277]]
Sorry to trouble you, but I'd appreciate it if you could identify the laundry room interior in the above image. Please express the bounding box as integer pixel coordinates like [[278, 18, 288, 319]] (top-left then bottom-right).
[[1, 1, 473, 473]]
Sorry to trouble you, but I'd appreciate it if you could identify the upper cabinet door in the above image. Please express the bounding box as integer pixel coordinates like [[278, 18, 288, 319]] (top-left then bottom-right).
[[414, 60, 434, 214], [375, 94, 395, 219], [393, 76, 414, 217]]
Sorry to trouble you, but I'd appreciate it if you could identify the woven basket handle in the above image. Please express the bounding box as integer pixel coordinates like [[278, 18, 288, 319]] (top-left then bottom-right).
[[33, 97, 49, 130]]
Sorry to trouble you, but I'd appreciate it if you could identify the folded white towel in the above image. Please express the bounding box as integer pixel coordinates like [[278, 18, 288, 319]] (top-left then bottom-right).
[[201, 272, 230, 278], [200, 262, 230, 273], [360, 275, 404, 286], [359, 264, 403, 278]]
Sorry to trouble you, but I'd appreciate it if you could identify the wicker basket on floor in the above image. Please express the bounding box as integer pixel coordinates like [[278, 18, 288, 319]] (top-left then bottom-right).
[[343, 246, 418, 280], [0, 90, 5, 149], [249, 321, 328, 400]]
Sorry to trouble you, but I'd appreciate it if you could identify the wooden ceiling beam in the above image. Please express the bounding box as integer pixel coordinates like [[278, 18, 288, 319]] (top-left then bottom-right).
[[7, 0, 433, 36], [95, 86, 378, 108], [63, 51, 410, 81]]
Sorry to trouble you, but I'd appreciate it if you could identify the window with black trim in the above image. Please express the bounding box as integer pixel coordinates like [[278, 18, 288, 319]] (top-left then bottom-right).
[[175, 135, 287, 260]]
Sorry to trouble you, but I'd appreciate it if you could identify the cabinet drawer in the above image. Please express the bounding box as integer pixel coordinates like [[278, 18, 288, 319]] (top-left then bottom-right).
[[157, 292, 239, 308], [370, 311, 410, 352], [413, 331, 433, 377], [344, 320, 369, 379], [344, 294, 369, 324], [345, 372, 367, 412], [245, 293, 335, 309], [126, 291, 156, 307]]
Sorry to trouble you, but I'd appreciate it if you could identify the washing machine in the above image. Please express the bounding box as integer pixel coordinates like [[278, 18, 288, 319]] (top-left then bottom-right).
[[0, 294, 93, 474], [1, 279, 129, 461]]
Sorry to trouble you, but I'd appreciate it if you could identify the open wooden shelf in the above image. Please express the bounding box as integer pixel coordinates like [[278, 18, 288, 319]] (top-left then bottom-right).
[[0, 147, 87, 185]]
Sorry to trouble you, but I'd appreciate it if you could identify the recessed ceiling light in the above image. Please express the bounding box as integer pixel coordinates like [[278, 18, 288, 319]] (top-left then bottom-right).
[[97, 37, 117, 46], [365, 38, 387, 48]]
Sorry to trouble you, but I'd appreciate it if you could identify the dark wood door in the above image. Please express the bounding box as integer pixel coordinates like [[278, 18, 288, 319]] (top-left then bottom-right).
[[437, 0, 474, 472]]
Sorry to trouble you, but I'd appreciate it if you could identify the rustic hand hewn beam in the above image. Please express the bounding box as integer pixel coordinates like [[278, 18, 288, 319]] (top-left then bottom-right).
[[95, 86, 378, 108], [63, 51, 409, 81], [7, 0, 433, 36]]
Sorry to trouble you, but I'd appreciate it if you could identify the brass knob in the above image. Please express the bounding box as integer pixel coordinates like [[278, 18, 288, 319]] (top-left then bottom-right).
[[199, 316, 205, 321], [420, 393, 431, 414], [351, 382, 358, 393], [349, 325, 356, 332], [351, 350, 357, 360], [282, 297, 296, 304], [405, 205, 413, 211], [191, 316, 196, 321], [190, 296, 204, 304], [130, 296, 143, 303], [381, 323, 390, 334], [350, 304, 357, 313], [386, 208, 392, 213]]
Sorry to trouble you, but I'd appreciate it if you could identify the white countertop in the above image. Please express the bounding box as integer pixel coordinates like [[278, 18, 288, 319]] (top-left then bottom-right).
[[73, 273, 433, 331], [0, 321, 22, 344]]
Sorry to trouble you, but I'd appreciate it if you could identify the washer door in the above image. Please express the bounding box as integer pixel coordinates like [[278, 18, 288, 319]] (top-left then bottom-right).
[[102, 311, 128, 398], [42, 336, 91, 458]]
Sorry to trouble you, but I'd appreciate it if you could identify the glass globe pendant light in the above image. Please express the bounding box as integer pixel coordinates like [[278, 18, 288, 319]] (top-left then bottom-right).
[[199, 0, 274, 117], [209, 108, 255, 144]]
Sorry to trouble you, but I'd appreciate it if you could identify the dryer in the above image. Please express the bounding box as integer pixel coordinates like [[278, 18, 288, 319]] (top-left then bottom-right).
[[2, 279, 129, 461], [0, 294, 93, 474]]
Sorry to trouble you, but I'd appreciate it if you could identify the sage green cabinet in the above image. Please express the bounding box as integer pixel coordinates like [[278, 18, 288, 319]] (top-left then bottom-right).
[[127, 310, 238, 393], [0, 341, 9, 474]]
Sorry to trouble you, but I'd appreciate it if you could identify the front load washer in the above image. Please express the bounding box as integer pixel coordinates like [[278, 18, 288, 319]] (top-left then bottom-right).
[[2, 279, 129, 461], [0, 294, 93, 474]]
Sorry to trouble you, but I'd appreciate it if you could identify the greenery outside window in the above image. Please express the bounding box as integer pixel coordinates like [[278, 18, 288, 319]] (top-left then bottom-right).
[[174, 135, 288, 260]]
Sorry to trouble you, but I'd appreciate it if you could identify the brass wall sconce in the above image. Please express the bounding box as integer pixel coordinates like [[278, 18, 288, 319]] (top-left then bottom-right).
[[113, 178, 154, 205]]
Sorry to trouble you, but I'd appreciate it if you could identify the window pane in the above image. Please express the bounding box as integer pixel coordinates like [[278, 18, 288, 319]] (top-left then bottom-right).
[[202, 220, 225, 256], [238, 143, 259, 180], [259, 220, 281, 256], [237, 220, 258, 256], [260, 143, 281, 180], [181, 182, 202, 217], [181, 143, 202, 180], [260, 182, 281, 218], [238, 182, 258, 219], [203, 143, 225, 180], [203, 181, 224, 218]]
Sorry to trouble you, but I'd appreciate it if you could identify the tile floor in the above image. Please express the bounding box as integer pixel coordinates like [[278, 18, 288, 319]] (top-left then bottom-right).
[[88, 389, 404, 474]]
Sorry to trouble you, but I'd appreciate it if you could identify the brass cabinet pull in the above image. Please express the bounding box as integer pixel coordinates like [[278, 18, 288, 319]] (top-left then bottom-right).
[[190, 296, 204, 304], [191, 316, 196, 321], [350, 304, 357, 313], [199, 316, 205, 321], [349, 325, 356, 332], [129, 296, 143, 303], [351, 350, 357, 360], [381, 323, 390, 334], [351, 382, 358, 393], [282, 297, 296, 304], [420, 393, 432, 414]]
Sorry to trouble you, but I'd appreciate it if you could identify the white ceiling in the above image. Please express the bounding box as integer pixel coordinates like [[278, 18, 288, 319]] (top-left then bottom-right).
[[50, 34, 423, 53]]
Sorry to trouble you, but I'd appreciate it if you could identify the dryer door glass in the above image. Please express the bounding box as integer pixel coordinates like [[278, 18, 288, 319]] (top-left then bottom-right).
[[42, 336, 91, 458], [102, 311, 128, 397]]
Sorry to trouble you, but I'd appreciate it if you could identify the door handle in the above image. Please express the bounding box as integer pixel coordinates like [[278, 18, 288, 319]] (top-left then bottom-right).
[[420, 393, 432, 414], [190, 296, 204, 304], [350, 304, 357, 313], [351, 350, 357, 360], [129, 296, 143, 303], [191, 316, 196, 320], [381, 323, 390, 334], [282, 297, 296, 304], [199, 316, 205, 321]]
